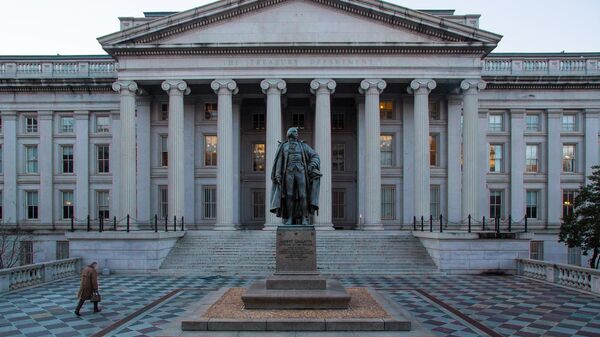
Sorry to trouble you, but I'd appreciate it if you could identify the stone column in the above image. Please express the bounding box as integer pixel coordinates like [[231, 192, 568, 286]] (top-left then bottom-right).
[[136, 98, 151, 223], [261, 79, 286, 230], [232, 101, 241, 225], [446, 97, 462, 224], [162, 80, 190, 221], [38, 111, 53, 224], [585, 109, 600, 184], [74, 111, 90, 218], [310, 79, 336, 230], [510, 109, 526, 220], [359, 79, 386, 230], [461, 79, 486, 220], [408, 79, 436, 219], [547, 109, 562, 227], [210, 79, 237, 230], [110, 110, 121, 220], [112, 81, 138, 220], [356, 102, 366, 226], [1, 111, 17, 223]]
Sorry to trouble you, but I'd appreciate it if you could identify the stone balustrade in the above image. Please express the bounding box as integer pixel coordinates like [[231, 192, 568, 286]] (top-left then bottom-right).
[[517, 258, 600, 294], [483, 55, 600, 76], [0, 257, 82, 293], [0, 57, 117, 78]]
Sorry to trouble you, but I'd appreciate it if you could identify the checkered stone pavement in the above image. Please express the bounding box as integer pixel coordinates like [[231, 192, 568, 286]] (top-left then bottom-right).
[[0, 274, 599, 337]]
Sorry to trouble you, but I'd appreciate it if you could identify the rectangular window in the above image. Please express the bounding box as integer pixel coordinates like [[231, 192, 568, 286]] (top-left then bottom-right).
[[430, 186, 440, 219], [429, 134, 439, 167], [568, 247, 581, 266], [489, 190, 503, 219], [160, 135, 168, 167], [159, 186, 168, 219], [26, 191, 38, 220], [61, 145, 74, 174], [97, 191, 109, 220], [380, 134, 393, 167], [25, 116, 38, 133], [526, 190, 539, 219], [20, 241, 33, 265], [333, 189, 345, 220], [525, 144, 539, 173], [96, 116, 110, 133], [562, 144, 576, 173], [205, 103, 218, 120], [429, 101, 440, 120], [160, 103, 168, 121], [489, 144, 503, 173], [62, 190, 74, 220], [25, 145, 38, 174], [562, 114, 576, 132], [381, 185, 396, 220], [488, 114, 503, 132], [56, 241, 69, 260], [332, 111, 345, 130], [292, 112, 305, 129], [253, 112, 265, 130], [60, 116, 74, 133], [530, 241, 544, 260], [526, 114, 540, 132], [204, 135, 218, 167], [379, 101, 393, 120], [332, 143, 345, 172], [203, 186, 217, 219], [252, 143, 266, 172], [252, 189, 265, 220], [562, 190, 576, 219], [97, 145, 110, 173]]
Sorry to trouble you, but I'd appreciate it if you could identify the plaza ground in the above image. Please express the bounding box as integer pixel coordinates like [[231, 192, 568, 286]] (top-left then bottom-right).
[[0, 274, 599, 337]]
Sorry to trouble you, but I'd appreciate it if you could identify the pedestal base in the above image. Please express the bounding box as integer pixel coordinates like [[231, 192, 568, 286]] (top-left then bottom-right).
[[242, 279, 351, 309], [266, 274, 326, 290]]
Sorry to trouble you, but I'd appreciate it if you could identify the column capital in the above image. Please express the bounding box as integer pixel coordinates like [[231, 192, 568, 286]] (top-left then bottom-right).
[[1, 110, 17, 119], [359, 79, 386, 95], [310, 79, 336, 95], [408, 79, 436, 95], [38, 110, 53, 120], [585, 109, 600, 117], [162, 80, 191, 96], [547, 108, 563, 117], [260, 79, 286, 95], [112, 80, 138, 94], [211, 79, 238, 95], [74, 110, 90, 120], [510, 109, 526, 118], [460, 79, 486, 94]]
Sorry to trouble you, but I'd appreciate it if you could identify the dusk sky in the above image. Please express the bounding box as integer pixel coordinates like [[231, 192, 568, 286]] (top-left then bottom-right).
[[1, 0, 598, 55]]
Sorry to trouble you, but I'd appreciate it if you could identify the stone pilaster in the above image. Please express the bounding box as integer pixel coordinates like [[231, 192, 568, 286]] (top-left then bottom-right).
[[210, 79, 238, 230], [408, 79, 437, 219], [359, 79, 386, 230], [74, 111, 89, 218], [460, 79, 486, 220], [1, 111, 17, 223], [446, 97, 462, 224], [585, 109, 600, 183], [510, 109, 526, 220], [311, 79, 336, 230], [547, 109, 562, 227], [38, 111, 53, 224], [110, 110, 121, 221], [112, 80, 138, 220], [261, 79, 286, 230], [162, 80, 190, 221]]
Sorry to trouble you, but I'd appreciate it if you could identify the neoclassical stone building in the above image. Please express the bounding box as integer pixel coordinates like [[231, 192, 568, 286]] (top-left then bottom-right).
[[1, 0, 599, 262]]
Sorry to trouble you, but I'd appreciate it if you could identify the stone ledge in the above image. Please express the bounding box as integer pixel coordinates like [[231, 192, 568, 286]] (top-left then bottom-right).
[[65, 231, 185, 240], [182, 317, 409, 331]]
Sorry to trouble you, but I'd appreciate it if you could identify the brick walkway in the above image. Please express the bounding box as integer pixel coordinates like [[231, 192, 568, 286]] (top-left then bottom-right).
[[0, 275, 598, 337]]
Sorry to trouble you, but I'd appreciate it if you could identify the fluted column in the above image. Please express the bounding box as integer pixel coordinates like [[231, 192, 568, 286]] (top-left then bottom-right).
[[261, 79, 286, 230], [359, 79, 386, 230], [585, 109, 600, 184], [311, 79, 336, 230], [38, 111, 53, 224], [211, 79, 238, 230], [112, 81, 138, 220], [461, 79, 486, 220], [447, 97, 463, 224], [74, 111, 90, 219], [510, 109, 526, 220], [408, 79, 436, 219], [161, 80, 190, 221], [1, 111, 17, 224]]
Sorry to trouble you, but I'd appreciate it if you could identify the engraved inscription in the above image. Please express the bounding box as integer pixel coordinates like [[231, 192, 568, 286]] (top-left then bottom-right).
[[275, 227, 317, 273]]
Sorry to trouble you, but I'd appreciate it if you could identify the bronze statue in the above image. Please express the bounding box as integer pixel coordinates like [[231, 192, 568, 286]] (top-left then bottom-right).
[[270, 127, 321, 225]]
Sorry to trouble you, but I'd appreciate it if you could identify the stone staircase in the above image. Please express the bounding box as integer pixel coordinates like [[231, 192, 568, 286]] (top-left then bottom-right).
[[157, 230, 440, 276]]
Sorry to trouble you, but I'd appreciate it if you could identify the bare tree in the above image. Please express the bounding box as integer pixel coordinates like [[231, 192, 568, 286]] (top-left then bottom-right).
[[0, 227, 34, 269]]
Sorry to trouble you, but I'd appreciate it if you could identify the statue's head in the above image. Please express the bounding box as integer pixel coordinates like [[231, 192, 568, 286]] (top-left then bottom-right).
[[287, 127, 299, 140]]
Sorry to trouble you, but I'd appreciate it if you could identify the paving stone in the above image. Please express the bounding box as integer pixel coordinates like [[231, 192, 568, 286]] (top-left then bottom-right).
[[266, 318, 325, 331]]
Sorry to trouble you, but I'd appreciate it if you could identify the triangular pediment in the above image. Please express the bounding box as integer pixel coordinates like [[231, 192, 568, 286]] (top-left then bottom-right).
[[99, 0, 502, 55]]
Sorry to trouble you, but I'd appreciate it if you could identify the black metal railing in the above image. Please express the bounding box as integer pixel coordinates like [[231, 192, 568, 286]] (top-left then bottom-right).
[[66, 214, 185, 233], [412, 213, 530, 234]]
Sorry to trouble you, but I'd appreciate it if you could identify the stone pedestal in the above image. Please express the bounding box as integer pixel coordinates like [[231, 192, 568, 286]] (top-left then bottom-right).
[[242, 226, 350, 309]]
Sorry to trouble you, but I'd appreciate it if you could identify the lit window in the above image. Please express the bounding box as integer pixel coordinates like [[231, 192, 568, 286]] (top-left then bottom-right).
[[56, 241, 69, 260], [62, 190, 74, 220], [253, 112, 265, 130], [381, 185, 396, 220], [562, 190, 576, 219], [526, 190, 539, 219], [204, 136, 218, 167], [332, 111, 344, 130], [203, 186, 216, 219], [530, 241, 544, 260], [160, 103, 168, 121], [252, 189, 265, 220], [292, 112, 305, 129], [562, 144, 576, 173], [429, 134, 439, 167], [332, 143, 345, 172], [430, 186, 440, 219], [97, 191, 109, 220], [525, 144, 539, 173], [379, 101, 393, 120], [526, 114, 540, 132], [25, 116, 38, 133], [333, 189, 345, 220], [26, 191, 38, 220], [205, 103, 218, 120], [562, 115, 576, 132], [489, 144, 503, 173], [252, 143, 266, 172], [380, 134, 393, 167], [489, 190, 503, 219], [96, 116, 110, 133], [159, 186, 168, 219], [60, 117, 74, 133], [488, 114, 503, 132], [160, 135, 168, 167], [429, 101, 440, 120], [25, 145, 38, 174], [61, 145, 74, 174], [97, 145, 110, 173]]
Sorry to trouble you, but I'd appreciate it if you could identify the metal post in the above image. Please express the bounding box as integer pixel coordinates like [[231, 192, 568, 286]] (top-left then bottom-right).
[[126, 214, 130, 233], [70, 216, 74, 232], [87, 215, 90, 232], [468, 214, 471, 233], [173, 216, 177, 232], [429, 215, 433, 232], [482, 216, 486, 231], [496, 218, 500, 234], [165, 216, 168, 232], [508, 215, 512, 232], [181, 217, 184, 231], [99, 217, 103, 233], [113, 216, 117, 231], [421, 216, 424, 231], [524, 215, 528, 233], [439, 214, 443, 233], [154, 214, 158, 233], [413, 216, 416, 231]]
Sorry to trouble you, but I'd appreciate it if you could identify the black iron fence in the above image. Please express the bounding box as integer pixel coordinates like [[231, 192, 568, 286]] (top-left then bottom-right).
[[412, 214, 530, 234], [67, 214, 185, 233]]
